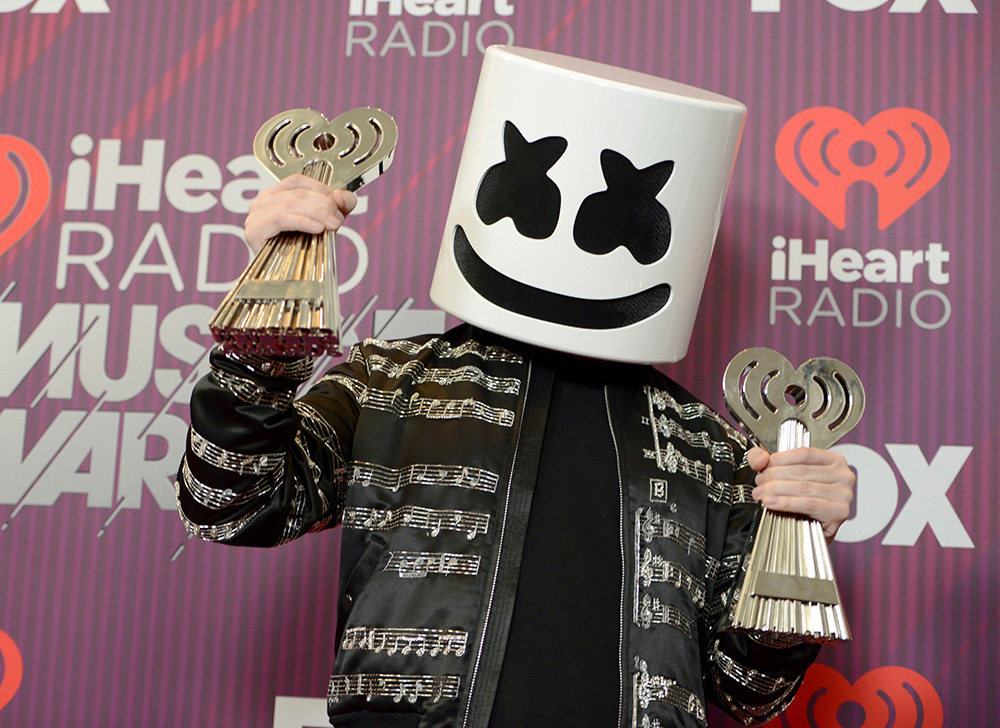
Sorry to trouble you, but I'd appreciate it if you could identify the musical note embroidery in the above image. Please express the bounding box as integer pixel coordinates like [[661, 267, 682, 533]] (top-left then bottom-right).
[[360, 389, 515, 427], [355, 336, 523, 364], [641, 440, 753, 507], [209, 364, 297, 410], [636, 508, 706, 552], [181, 455, 282, 509], [709, 642, 792, 694], [636, 506, 734, 582], [328, 672, 461, 705], [643, 387, 753, 507], [635, 594, 693, 638], [341, 627, 468, 658], [646, 385, 744, 438], [384, 551, 481, 578], [632, 658, 705, 725], [343, 506, 489, 540], [637, 549, 705, 607], [632, 508, 708, 629], [643, 439, 714, 486], [348, 461, 500, 494], [649, 411, 736, 466], [188, 427, 282, 475], [364, 354, 521, 395]]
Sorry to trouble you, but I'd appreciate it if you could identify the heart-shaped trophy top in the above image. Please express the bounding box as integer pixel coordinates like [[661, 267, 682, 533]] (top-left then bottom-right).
[[722, 347, 865, 452], [253, 107, 398, 191]]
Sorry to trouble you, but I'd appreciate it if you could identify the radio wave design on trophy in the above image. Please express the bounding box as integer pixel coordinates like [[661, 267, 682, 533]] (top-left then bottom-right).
[[210, 107, 397, 357], [724, 348, 865, 454], [765, 664, 944, 728], [775, 107, 950, 230], [723, 348, 865, 643]]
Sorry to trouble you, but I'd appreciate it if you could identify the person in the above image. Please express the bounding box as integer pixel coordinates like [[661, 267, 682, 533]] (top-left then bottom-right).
[[177, 47, 855, 728]]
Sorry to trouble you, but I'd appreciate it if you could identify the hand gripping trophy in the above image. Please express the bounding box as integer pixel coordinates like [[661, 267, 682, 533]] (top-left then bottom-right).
[[209, 107, 397, 357], [723, 348, 865, 643]]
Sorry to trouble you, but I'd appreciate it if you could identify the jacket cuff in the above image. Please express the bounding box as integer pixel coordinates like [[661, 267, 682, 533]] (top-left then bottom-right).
[[707, 634, 820, 725]]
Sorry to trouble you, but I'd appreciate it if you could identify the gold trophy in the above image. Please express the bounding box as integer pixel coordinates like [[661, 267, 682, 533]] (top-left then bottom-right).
[[209, 107, 398, 357], [722, 348, 865, 643]]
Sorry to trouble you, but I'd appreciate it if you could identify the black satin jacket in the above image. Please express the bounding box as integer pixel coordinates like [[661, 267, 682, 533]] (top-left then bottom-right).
[[177, 325, 818, 728]]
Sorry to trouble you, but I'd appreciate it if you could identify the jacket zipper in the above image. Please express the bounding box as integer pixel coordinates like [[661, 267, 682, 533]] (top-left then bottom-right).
[[605, 385, 629, 728]]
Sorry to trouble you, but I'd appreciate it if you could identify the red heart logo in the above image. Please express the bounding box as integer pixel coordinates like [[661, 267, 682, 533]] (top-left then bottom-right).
[[776, 108, 950, 230], [0, 134, 52, 260], [0, 630, 23, 713], [765, 664, 943, 728]]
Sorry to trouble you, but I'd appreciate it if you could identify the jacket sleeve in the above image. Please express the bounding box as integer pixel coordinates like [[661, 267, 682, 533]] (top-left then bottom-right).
[[175, 344, 368, 547], [702, 435, 821, 726]]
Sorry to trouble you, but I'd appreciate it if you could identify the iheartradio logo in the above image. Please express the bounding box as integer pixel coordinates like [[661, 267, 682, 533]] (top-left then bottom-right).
[[0, 135, 51, 260], [0, 630, 22, 714], [765, 664, 944, 728], [776, 108, 950, 230]]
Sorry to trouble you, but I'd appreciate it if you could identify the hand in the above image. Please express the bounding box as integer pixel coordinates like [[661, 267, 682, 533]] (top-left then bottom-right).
[[244, 174, 358, 255], [748, 446, 855, 543]]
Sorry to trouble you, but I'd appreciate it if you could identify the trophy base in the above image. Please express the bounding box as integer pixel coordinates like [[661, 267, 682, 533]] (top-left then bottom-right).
[[727, 608, 851, 645], [727, 505, 851, 645], [210, 325, 340, 359]]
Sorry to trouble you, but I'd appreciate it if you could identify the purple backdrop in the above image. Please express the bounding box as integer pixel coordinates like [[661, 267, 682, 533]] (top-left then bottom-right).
[[1, 1, 996, 726]]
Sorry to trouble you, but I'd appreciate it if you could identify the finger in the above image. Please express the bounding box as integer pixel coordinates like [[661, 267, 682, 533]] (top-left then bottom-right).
[[755, 467, 847, 491], [747, 446, 770, 472], [267, 211, 329, 235], [268, 176, 361, 212], [762, 446, 843, 468], [251, 195, 344, 231], [271, 173, 336, 197], [755, 450, 855, 487], [753, 490, 852, 544], [756, 492, 850, 528], [333, 189, 358, 216], [753, 477, 852, 504], [251, 187, 339, 216]]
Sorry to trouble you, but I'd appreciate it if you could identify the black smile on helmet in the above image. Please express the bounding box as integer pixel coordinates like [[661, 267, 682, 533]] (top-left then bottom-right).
[[452, 225, 671, 329]]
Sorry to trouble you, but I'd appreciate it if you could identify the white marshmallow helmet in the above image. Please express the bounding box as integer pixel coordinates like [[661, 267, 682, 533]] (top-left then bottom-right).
[[430, 46, 747, 364]]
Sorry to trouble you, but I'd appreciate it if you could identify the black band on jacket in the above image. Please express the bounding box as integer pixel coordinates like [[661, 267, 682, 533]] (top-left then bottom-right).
[[461, 358, 554, 728]]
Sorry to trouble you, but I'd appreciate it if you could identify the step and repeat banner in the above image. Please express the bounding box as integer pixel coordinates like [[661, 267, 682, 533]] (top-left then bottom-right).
[[1, 1, 995, 726]]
